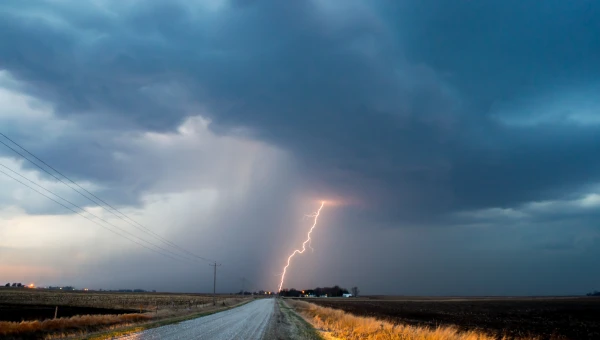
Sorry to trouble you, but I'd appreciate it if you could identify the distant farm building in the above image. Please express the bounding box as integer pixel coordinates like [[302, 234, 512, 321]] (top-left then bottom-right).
[[342, 293, 353, 297]]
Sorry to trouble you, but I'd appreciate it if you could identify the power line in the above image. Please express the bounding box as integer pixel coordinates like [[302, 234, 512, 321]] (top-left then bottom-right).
[[0, 132, 216, 263], [0, 166, 193, 264], [0, 134, 212, 262], [0, 162, 197, 263], [1, 132, 210, 261]]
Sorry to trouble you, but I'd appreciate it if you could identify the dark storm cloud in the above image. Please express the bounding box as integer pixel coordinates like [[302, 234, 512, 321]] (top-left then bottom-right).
[[1, 0, 600, 222], [392, 1, 600, 104], [389, 0, 600, 210]]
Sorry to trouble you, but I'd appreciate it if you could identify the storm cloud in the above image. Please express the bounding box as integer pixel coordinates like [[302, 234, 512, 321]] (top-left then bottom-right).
[[1, 0, 599, 295]]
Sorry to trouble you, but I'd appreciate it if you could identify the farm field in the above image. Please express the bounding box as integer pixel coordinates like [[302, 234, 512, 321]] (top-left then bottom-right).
[[0, 288, 229, 320], [0, 303, 136, 322], [0, 288, 249, 339], [306, 296, 600, 340]]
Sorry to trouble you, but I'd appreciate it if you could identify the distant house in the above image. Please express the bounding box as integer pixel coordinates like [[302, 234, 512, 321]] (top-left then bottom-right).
[[342, 293, 353, 298]]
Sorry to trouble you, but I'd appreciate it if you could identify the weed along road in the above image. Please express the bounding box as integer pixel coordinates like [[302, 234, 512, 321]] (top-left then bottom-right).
[[118, 299, 274, 340]]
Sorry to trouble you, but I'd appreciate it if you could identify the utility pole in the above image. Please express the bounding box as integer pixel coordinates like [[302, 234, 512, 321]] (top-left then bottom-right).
[[210, 262, 221, 305]]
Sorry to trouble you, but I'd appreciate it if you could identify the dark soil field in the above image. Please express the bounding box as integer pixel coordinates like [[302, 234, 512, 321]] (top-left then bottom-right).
[[307, 297, 600, 340], [0, 303, 137, 322]]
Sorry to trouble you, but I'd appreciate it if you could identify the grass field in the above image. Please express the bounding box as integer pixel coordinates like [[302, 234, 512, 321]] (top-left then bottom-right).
[[0, 288, 227, 313], [301, 296, 600, 340], [0, 288, 249, 339], [0, 303, 137, 322], [288, 299, 511, 340]]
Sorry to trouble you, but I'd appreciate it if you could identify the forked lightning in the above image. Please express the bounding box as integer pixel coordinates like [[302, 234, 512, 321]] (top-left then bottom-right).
[[278, 201, 325, 292]]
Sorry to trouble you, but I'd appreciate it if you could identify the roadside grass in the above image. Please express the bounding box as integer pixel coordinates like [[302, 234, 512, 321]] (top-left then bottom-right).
[[278, 299, 323, 340], [287, 299, 537, 340], [0, 298, 252, 340], [80, 299, 253, 340], [0, 314, 150, 340]]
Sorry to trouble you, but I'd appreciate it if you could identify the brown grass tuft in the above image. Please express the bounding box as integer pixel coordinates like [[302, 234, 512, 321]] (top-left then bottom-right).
[[287, 300, 537, 340], [0, 313, 151, 338]]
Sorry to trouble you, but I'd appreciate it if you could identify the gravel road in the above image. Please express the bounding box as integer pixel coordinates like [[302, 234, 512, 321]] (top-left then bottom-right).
[[118, 299, 274, 340]]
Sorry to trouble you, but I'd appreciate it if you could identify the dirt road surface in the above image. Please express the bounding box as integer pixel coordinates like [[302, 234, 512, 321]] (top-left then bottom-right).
[[118, 299, 274, 340]]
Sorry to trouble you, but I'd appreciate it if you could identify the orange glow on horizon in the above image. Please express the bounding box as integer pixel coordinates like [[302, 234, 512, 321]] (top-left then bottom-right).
[[278, 201, 325, 292]]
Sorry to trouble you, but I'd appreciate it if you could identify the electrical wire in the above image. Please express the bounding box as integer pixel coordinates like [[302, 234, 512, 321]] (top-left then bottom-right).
[[0, 166, 194, 264], [0, 132, 216, 263]]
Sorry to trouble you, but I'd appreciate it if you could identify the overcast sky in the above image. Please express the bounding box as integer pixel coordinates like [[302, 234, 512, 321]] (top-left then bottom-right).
[[1, 0, 599, 295]]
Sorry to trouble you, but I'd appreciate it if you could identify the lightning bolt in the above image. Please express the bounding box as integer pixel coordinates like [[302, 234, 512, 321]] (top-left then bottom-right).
[[278, 201, 325, 292]]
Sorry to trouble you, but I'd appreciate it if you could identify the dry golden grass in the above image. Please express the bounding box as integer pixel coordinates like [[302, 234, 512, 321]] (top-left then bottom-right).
[[287, 299, 537, 340], [0, 295, 251, 339], [0, 313, 150, 338]]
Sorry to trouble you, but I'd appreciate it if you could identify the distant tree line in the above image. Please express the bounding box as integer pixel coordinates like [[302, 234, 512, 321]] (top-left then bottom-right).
[[48, 286, 76, 290], [231, 290, 274, 295], [279, 285, 353, 297], [587, 291, 600, 297], [4, 283, 24, 287]]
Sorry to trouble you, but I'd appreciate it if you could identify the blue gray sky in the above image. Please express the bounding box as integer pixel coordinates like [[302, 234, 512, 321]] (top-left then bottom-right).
[[1, 0, 599, 295]]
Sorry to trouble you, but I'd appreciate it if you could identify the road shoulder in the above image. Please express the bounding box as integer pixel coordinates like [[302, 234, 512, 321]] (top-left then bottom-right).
[[263, 298, 322, 340]]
